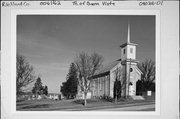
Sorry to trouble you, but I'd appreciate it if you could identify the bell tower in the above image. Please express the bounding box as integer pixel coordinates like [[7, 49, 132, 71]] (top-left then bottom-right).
[[120, 21, 139, 97], [120, 22, 137, 62]]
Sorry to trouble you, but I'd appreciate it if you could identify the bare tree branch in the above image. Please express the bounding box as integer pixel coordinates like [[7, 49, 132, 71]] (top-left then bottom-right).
[[137, 59, 155, 91], [16, 54, 36, 96], [74, 51, 104, 106]]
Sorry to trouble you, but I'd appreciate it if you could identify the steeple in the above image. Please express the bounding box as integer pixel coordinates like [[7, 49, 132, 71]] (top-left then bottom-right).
[[127, 20, 130, 43], [120, 20, 138, 61]]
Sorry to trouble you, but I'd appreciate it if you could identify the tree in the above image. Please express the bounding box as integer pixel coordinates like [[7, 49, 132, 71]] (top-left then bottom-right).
[[16, 54, 36, 97], [43, 85, 48, 95], [32, 77, 43, 95], [136, 80, 143, 95], [113, 80, 121, 102], [74, 52, 104, 106], [113, 67, 122, 102], [60, 82, 68, 98], [137, 59, 155, 91], [60, 63, 78, 99]]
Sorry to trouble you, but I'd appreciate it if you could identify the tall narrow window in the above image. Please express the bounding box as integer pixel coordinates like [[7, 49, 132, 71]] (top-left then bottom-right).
[[130, 48, 133, 53], [93, 80, 95, 88], [99, 78, 102, 90], [123, 49, 126, 54]]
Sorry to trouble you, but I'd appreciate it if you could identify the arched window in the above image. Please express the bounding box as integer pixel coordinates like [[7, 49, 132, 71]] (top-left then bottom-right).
[[129, 82, 133, 86], [130, 68, 133, 72]]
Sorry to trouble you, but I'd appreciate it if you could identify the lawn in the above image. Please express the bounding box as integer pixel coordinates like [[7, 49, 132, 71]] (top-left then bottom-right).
[[16, 94, 155, 111]]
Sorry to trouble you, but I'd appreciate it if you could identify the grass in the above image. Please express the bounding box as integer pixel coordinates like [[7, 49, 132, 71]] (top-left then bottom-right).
[[16, 92, 155, 111], [16, 93, 155, 111]]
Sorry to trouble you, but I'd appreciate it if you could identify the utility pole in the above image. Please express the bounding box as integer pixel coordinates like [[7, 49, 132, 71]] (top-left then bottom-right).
[[127, 58, 131, 97]]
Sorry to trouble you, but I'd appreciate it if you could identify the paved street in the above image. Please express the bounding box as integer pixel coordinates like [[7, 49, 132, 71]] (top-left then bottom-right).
[[96, 104, 155, 111], [61, 101, 155, 111]]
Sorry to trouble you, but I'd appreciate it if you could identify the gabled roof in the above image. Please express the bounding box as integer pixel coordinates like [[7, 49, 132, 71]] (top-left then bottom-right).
[[93, 60, 121, 78], [135, 65, 143, 74], [98, 60, 120, 74], [92, 58, 143, 79]]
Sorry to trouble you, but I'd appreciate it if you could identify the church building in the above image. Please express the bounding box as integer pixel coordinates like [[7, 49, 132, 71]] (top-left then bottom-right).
[[77, 23, 142, 99]]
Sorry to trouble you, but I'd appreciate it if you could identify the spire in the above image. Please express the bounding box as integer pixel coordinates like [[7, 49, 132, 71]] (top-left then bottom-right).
[[127, 20, 130, 43]]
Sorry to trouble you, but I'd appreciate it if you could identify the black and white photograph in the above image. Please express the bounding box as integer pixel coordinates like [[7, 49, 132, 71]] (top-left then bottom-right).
[[1, 1, 179, 119], [16, 15, 156, 111]]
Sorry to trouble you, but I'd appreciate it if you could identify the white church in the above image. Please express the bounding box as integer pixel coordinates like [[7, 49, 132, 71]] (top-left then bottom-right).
[[77, 23, 143, 99]]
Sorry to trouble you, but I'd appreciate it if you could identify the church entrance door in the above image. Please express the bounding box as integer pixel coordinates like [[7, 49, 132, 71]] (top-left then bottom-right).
[[129, 85, 135, 96], [136, 80, 143, 96]]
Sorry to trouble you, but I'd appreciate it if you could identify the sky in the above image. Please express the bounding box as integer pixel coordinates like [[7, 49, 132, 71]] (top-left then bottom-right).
[[17, 15, 155, 93]]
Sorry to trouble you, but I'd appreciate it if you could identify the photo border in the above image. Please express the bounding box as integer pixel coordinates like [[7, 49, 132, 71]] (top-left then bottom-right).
[[10, 9, 161, 116]]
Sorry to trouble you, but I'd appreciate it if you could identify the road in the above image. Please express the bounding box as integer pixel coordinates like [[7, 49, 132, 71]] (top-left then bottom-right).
[[96, 104, 155, 111], [62, 102, 155, 111]]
